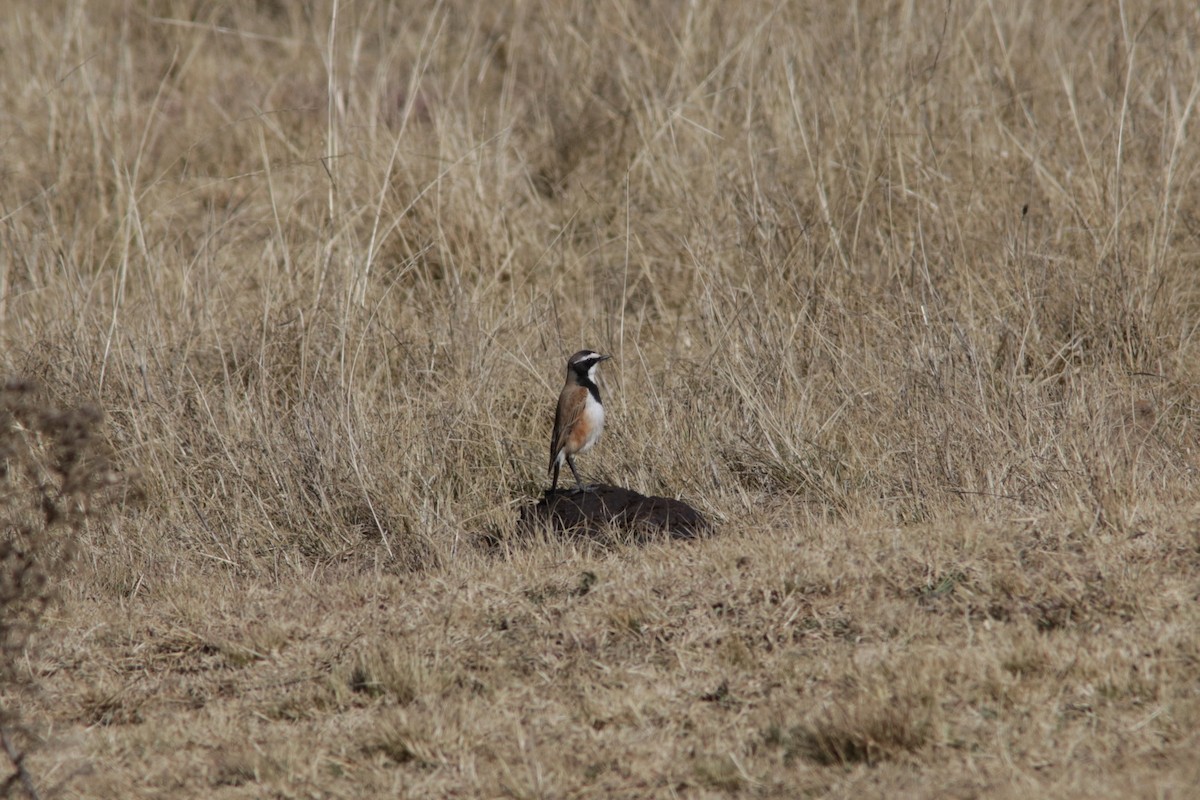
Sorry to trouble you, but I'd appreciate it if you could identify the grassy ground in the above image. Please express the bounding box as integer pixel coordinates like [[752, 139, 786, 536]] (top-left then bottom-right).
[[3, 0, 1200, 797]]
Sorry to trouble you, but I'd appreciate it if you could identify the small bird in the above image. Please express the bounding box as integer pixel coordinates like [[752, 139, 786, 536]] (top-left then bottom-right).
[[548, 349, 612, 492]]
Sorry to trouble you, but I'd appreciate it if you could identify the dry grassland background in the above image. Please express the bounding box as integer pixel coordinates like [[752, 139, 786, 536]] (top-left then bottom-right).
[[3, 0, 1200, 797]]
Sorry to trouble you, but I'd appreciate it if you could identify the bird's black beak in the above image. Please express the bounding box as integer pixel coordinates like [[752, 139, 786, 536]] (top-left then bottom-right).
[[599, 354, 612, 362]]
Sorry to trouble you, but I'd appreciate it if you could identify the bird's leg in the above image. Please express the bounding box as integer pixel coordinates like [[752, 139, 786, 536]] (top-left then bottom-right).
[[567, 454, 593, 493], [550, 462, 560, 493]]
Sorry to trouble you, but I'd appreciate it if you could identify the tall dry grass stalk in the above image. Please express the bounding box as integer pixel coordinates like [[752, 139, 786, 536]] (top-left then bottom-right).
[[2, 1, 1199, 796]]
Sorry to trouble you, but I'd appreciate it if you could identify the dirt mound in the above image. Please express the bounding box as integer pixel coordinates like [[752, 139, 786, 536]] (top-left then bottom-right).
[[519, 484, 711, 541]]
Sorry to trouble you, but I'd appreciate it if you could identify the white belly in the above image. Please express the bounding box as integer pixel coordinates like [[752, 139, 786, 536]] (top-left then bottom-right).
[[577, 393, 605, 453]]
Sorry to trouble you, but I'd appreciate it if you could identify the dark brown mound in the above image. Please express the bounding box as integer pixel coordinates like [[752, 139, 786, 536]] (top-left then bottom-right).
[[519, 484, 711, 541]]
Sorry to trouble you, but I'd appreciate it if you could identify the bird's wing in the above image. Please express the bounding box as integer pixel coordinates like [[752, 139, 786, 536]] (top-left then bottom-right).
[[548, 385, 586, 473]]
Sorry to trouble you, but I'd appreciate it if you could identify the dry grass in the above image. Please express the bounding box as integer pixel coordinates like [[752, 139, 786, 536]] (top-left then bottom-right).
[[3, 0, 1200, 796]]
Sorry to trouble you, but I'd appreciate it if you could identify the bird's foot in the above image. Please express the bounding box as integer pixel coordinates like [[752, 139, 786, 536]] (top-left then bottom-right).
[[570, 483, 598, 494]]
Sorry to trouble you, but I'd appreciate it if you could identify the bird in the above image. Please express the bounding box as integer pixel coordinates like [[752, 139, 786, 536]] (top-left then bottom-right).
[[548, 349, 612, 492]]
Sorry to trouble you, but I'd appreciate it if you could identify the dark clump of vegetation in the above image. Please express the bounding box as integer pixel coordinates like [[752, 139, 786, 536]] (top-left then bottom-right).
[[1, 380, 122, 798], [764, 698, 931, 767]]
